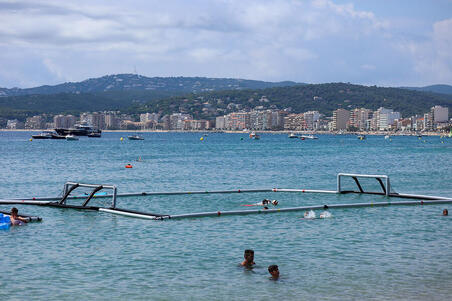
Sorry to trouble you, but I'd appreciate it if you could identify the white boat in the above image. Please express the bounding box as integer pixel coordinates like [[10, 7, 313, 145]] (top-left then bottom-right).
[[300, 134, 318, 140], [31, 131, 53, 139], [128, 135, 144, 140], [65, 135, 79, 141], [288, 133, 298, 138]]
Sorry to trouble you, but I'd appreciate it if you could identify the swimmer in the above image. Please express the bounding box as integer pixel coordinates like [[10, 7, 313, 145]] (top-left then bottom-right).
[[9, 207, 28, 226], [443, 209, 448, 216], [260, 199, 278, 206], [268, 265, 280, 280], [303, 210, 316, 219], [241, 249, 255, 267], [319, 211, 332, 218], [243, 199, 278, 207]]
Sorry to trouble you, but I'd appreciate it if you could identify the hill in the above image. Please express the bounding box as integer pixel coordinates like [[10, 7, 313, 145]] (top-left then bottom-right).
[[1, 82, 451, 123], [131, 83, 452, 119], [0, 74, 299, 97], [400, 84, 452, 95]]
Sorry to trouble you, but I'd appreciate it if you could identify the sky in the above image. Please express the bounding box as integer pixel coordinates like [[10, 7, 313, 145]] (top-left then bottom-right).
[[0, 0, 451, 88]]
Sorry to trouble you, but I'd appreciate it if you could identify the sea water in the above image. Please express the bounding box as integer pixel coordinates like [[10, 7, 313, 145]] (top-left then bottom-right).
[[0, 131, 451, 300]]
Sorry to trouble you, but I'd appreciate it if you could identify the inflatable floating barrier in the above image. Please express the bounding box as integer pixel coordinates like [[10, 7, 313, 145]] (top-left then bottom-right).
[[0, 213, 10, 229], [125, 164, 133, 168]]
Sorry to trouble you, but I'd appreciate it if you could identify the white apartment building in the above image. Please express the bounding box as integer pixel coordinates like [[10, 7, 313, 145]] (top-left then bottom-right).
[[303, 111, 320, 130], [431, 105, 449, 123], [375, 107, 400, 131]]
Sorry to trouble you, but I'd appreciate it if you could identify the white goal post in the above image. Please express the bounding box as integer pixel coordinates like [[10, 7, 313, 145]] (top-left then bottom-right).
[[60, 182, 118, 208], [337, 173, 391, 196]]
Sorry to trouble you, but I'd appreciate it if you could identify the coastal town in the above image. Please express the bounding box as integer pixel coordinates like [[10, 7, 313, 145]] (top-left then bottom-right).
[[3, 104, 450, 135]]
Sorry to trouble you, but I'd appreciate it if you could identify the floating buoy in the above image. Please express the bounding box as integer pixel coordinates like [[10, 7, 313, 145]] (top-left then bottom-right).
[[125, 164, 133, 168], [29, 138, 33, 141], [200, 137, 204, 141], [120, 137, 124, 141]]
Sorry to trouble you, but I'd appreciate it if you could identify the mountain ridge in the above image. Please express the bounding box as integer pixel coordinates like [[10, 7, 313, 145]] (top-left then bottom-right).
[[399, 84, 452, 95], [0, 74, 300, 97]]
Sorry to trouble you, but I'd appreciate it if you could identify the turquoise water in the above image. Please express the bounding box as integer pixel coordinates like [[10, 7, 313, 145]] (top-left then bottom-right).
[[1, 132, 451, 300]]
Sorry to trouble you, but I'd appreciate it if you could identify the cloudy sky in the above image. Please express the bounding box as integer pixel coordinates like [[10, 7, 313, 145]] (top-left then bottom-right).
[[1, 0, 451, 88]]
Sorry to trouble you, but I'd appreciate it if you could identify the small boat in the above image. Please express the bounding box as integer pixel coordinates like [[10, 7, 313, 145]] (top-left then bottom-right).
[[357, 134, 366, 140], [384, 135, 390, 140], [87, 132, 101, 138], [31, 131, 53, 139], [128, 135, 144, 140], [65, 135, 79, 141], [300, 135, 318, 140], [288, 133, 298, 138]]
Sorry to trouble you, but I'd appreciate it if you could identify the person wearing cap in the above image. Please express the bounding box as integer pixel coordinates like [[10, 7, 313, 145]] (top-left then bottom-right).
[[241, 249, 255, 267], [443, 209, 448, 216], [9, 207, 28, 226], [258, 199, 278, 206], [268, 265, 280, 280]]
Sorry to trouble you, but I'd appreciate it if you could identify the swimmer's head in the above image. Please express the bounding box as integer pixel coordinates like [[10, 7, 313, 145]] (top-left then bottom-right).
[[244, 249, 254, 261], [11, 207, 18, 216], [323, 205, 329, 210], [262, 199, 270, 205], [443, 209, 448, 216], [268, 265, 279, 278]]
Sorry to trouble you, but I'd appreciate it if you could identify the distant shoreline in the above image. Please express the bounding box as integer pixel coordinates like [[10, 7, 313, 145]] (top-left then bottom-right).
[[0, 129, 446, 136]]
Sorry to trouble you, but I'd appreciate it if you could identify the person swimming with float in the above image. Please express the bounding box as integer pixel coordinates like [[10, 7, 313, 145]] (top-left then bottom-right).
[[9, 207, 28, 226], [242, 199, 278, 207]]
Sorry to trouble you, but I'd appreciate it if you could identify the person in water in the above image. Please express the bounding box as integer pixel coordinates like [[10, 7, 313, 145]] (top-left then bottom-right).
[[241, 249, 255, 267], [304, 210, 316, 219], [268, 265, 280, 280], [259, 199, 278, 206], [443, 209, 448, 216], [319, 205, 331, 218], [9, 207, 28, 226]]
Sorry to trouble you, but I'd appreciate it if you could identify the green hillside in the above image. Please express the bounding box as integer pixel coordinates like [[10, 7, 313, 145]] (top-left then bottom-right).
[[1, 82, 451, 122], [134, 83, 452, 119]]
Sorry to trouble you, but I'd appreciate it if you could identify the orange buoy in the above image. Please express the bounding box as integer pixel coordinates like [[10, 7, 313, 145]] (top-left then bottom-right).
[[125, 164, 133, 168]]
